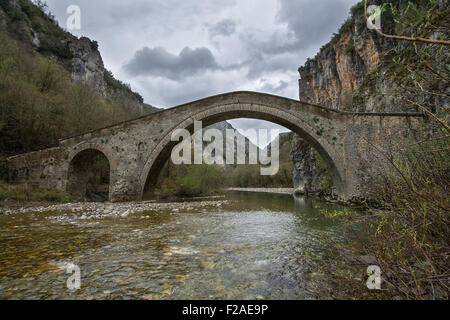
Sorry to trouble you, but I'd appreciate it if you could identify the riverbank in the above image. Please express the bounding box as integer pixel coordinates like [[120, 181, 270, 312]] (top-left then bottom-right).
[[0, 199, 230, 216], [0, 181, 72, 203], [226, 188, 294, 195], [0, 191, 364, 299], [226, 188, 353, 207]]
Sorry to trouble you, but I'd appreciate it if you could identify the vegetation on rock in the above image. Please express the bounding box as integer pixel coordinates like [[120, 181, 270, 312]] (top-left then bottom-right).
[[0, 181, 72, 202], [0, 30, 134, 154], [304, 0, 449, 299], [0, 0, 158, 157]]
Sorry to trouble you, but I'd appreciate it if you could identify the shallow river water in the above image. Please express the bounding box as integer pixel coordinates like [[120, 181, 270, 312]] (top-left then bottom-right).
[[0, 192, 355, 300]]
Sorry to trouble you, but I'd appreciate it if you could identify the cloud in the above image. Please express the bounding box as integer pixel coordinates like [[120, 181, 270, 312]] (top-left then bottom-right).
[[123, 46, 221, 80], [259, 79, 289, 94], [276, 0, 356, 50], [44, 0, 361, 138], [207, 19, 236, 37], [133, 69, 244, 107], [245, 51, 303, 79], [238, 0, 357, 79], [239, 0, 357, 57], [45, 0, 359, 115]]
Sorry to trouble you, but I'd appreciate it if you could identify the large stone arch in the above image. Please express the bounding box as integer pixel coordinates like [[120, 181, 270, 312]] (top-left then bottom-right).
[[65, 143, 117, 201], [139, 102, 348, 199]]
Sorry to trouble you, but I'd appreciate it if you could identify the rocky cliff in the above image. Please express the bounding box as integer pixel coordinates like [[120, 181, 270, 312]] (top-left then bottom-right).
[[292, 0, 448, 197], [297, 1, 397, 112], [298, 0, 448, 113], [296, 1, 411, 113], [68, 36, 157, 115], [292, 1, 394, 196], [291, 135, 332, 197], [0, 0, 157, 116], [0, 0, 248, 171]]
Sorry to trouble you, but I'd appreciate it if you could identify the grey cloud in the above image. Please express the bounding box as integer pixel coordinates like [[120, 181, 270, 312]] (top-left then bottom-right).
[[240, 0, 357, 80], [275, 0, 357, 52], [45, 0, 358, 111], [46, 0, 236, 35], [135, 70, 241, 107], [245, 51, 306, 79], [240, 29, 298, 57], [207, 19, 237, 37], [117, 0, 356, 84], [124, 46, 221, 80], [260, 80, 289, 94], [239, 0, 356, 59]]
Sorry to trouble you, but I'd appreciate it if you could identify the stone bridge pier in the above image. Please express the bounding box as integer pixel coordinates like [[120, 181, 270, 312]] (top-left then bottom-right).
[[6, 91, 423, 202]]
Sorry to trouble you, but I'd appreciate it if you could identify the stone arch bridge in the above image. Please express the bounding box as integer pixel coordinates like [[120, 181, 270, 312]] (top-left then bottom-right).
[[7, 91, 423, 202]]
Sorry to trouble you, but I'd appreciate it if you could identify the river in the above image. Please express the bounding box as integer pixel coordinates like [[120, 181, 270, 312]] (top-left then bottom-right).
[[0, 192, 357, 299]]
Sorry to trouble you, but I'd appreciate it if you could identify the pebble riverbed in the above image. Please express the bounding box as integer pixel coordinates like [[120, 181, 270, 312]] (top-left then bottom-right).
[[0, 192, 368, 299], [0, 200, 231, 216]]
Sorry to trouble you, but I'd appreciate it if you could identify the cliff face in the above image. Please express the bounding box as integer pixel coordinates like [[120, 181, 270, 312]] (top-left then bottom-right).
[[293, 0, 449, 197], [0, 0, 157, 116], [291, 135, 332, 197], [298, 1, 401, 112], [298, 0, 448, 114], [292, 1, 409, 196], [0, 0, 238, 163], [68, 37, 106, 96], [293, 2, 389, 196], [68, 36, 155, 115]]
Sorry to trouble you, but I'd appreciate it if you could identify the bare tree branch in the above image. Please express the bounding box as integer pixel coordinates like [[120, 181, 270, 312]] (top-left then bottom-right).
[[406, 99, 450, 132], [365, 0, 450, 46]]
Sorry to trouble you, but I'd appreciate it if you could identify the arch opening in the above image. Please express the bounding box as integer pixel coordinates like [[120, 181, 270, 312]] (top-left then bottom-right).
[[67, 149, 111, 202], [141, 106, 345, 199]]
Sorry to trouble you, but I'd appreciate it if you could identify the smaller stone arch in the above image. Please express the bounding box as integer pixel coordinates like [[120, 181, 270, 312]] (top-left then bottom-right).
[[66, 144, 116, 201]]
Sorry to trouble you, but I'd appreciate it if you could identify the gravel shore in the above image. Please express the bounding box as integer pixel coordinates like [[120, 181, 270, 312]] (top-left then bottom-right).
[[0, 200, 230, 216], [226, 188, 294, 195], [0, 188, 294, 216]]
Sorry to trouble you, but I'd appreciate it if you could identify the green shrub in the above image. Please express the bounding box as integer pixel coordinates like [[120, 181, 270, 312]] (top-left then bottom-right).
[[362, 126, 450, 299], [0, 30, 135, 154], [344, 38, 355, 55], [104, 70, 144, 103], [38, 35, 73, 59], [0, 181, 72, 202], [155, 164, 224, 197]]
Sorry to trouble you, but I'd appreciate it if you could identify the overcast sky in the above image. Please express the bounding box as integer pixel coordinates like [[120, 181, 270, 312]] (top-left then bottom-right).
[[44, 0, 358, 146]]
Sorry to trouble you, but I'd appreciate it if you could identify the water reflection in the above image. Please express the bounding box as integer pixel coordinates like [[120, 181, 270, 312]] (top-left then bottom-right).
[[0, 192, 353, 300], [293, 195, 310, 210]]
